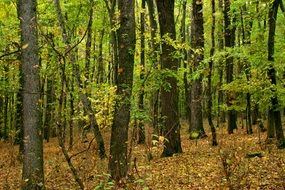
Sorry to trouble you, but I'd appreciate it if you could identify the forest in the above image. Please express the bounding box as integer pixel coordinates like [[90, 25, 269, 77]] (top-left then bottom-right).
[[0, 0, 284, 189]]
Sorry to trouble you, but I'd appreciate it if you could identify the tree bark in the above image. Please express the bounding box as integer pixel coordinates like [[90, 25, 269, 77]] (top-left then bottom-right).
[[207, 0, 218, 146], [137, 0, 146, 144], [18, 0, 45, 188], [84, 0, 93, 87], [180, 0, 191, 126], [224, 0, 237, 134], [109, 0, 136, 181], [156, 0, 182, 157], [146, 0, 161, 138], [190, 0, 207, 138], [267, 0, 285, 148]]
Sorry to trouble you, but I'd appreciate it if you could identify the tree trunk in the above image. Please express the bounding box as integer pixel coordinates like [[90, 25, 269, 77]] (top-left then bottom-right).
[[109, 0, 136, 181], [216, 0, 225, 127], [207, 0, 218, 146], [104, 0, 118, 84], [69, 77, 75, 150], [84, 0, 93, 87], [224, 0, 237, 134], [240, 5, 253, 135], [190, 0, 207, 138], [18, 0, 45, 188], [267, 0, 285, 148], [156, 0, 182, 157], [146, 0, 161, 138], [180, 1, 191, 126], [97, 28, 105, 84], [137, 0, 146, 144]]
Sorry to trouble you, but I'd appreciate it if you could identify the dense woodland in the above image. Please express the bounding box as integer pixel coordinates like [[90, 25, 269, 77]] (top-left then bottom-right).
[[0, 0, 285, 189]]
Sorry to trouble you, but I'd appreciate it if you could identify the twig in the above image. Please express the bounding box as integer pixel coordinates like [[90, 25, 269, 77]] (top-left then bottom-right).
[[0, 49, 20, 60], [69, 137, 95, 160]]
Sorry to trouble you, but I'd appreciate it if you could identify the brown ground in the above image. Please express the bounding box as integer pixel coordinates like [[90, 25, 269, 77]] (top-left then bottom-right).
[[0, 122, 284, 190]]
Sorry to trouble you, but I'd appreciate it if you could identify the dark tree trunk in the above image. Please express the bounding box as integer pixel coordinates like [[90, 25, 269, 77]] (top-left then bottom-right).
[[216, 0, 225, 127], [3, 65, 9, 140], [146, 0, 161, 138], [69, 77, 75, 150], [16, 65, 24, 155], [137, 0, 146, 144], [97, 28, 105, 84], [18, 0, 45, 188], [252, 104, 259, 125], [0, 96, 2, 138], [104, 0, 118, 84], [190, 0, 207, 138], [240, 5, 253, 135], [267, 0, 285, 148], [109, 0, 136, 181], [180, 1, 191, 125], [84, 0, 93, 87], [156, 0, 182, 157], [44, 77, 53, 142], [3, 93, 8, 140], [207, 0, 218, 146], [224, 0, 237, 134]]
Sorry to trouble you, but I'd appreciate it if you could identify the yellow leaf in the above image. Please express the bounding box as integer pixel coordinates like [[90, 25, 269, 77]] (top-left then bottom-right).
[[22, 43, 29, 49]]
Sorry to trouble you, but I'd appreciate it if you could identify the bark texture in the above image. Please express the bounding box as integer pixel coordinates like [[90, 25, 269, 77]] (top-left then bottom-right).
[[267, 0, 285, 148], [224, 0, 237, 134], [190, 0, 207, 138], [19, 0, 45, 188], [109, 0, 136, 181], [156, 0, 182, 157]]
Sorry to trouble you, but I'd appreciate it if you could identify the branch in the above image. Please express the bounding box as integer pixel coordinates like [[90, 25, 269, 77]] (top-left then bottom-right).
[[63, 15, 90, 56], [69, 137, 95, 160], [0, 49, 20, 60]]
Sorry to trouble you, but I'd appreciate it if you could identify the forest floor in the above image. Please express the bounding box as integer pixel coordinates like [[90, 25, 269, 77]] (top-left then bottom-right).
[[0, 121, 285, 190]]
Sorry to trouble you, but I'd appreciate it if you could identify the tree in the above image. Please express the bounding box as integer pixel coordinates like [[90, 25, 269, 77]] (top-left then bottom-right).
[[108, 0, 136, 181], [156, 0, 182, 157], [18, 0, 45, 188], [137, 0, 146, 144], [190, 0, 207, 139], [267, 0, 285, 148], [224, 0, 237, 134], [207, 0, 218, 146]]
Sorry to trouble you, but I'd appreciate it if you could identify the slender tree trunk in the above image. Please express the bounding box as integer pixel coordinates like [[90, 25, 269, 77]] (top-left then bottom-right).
[[69, 77, 75, 149], [146, 0, 161, 137], [84, 0, 93, 87], [18, 0, 45, 188], [0, 96, 2, 138], [217, 0, 225, 127], [207, 0, 218, 146], [190, 0, 207, 138], [97, 28, 105, 84], [156, 0, 182, 157], [137, 0, 146, 144], [54, 0, 106, 158], [16, 65, 24, 155], [267, 0, 285, 148], [104, 0, 118, 84], [109, 0, 136, 181], [240, 5, 253, 135], [3, 93, 8, 140], [180, 1, 190, 125]]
